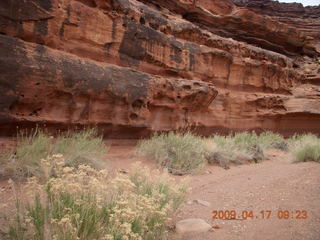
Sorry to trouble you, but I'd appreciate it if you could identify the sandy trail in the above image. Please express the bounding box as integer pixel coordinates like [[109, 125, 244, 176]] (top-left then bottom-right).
[[168, 150, 320, 240]]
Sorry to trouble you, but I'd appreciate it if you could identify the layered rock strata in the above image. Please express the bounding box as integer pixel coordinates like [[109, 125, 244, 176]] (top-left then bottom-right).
[[0, 0, 319, 137]]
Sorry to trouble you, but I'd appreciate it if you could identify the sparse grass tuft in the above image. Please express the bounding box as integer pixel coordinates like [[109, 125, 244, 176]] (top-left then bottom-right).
[[0, 128, 107, 180], [137, 132, 206, 175], [1, 155, 188, 240]]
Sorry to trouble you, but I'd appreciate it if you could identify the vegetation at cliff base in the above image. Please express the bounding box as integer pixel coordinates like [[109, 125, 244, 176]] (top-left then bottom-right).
[[137, 132, 207, 175], [289, 133, 320, 163], [138, 131, 319, 172], [0, 128, 107, 180]]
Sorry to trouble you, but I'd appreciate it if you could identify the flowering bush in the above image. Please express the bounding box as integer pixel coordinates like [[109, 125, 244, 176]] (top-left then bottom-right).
[[2, 155, 188, 240]]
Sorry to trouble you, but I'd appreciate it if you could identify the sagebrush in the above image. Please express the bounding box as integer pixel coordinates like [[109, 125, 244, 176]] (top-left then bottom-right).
[[204, 132, 266, 169], [137, 132, 206, 175]]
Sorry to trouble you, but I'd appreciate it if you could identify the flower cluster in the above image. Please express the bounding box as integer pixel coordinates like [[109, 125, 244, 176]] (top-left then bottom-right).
[[3, 155, 188, 240]]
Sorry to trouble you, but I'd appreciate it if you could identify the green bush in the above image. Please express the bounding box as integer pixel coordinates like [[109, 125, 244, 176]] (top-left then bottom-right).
[[0, 128, 107, 180], [137, 132, 206, 175]]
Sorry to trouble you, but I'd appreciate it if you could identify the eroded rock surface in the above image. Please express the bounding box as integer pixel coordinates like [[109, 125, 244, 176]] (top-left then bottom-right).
[[0, 0, 319, 137]]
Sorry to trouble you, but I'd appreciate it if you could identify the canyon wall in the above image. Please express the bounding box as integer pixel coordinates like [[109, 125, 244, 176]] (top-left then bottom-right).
[[0, 0, 319, 137]]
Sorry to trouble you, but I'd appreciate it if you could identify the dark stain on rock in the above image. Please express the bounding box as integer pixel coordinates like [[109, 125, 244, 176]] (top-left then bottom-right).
[[59, 21, 66, 37], [76, 0, 97, 8], [0, 15, 24, 35], [132, 99, 144, 110], [119, 18, 164, 66], [112, 0, 132, 14], [34, 20, 48, 36], [0, 34, 152, 125], [130, 113, 139, 120], [140, 5, 167, 30], [104, 42, 113, 55], [52, 48, 151, 101], [35, 0, 52, 12], [139, 17, 145, 25], [112, 19, 117, 40], [119, 19, 146, 66], [170, 39, 183, 63], [185, 43, 200, 71], [189, 52, 195, 71], [0, 35, 28, 122], [59, 4, 71, 37], [33, 44, 58, 82], [118, 15, 200, 70], [0, 0, 53, 21]]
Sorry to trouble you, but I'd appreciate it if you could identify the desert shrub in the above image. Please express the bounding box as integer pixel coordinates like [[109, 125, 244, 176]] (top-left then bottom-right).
[[258, 131, 288, 151], [232, 132, 259, 150], [137, 132, 206, 175], [211, 131, 287, 151], [137, 131, 290, 171], [1, 155, 188, 240], [231, 131, 287, 151], [289, 133, 320, 163], [205, 132, 267, 169], [0, 130, 52, 179], [210, 132, 262, 151], [294, 144, 320, 163], [203, 140, 237, 169], [288, 133, 319, 148], [52, 129, 107, 168], [0, 128, 107, 180]]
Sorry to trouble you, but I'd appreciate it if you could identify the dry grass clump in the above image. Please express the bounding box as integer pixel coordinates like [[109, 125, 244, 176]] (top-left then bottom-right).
[[137, 132, 206, 175], [289, 133, 320, 163], [0, 155, 188, 240], [0, 128, 107, 180]]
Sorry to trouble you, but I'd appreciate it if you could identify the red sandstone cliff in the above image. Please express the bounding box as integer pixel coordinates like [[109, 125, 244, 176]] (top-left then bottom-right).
[[0, 0, 319, 137]]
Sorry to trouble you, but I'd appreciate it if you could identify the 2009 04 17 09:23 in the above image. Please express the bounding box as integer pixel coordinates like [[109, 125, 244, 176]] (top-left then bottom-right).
[[212, 210, 308, 220]]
